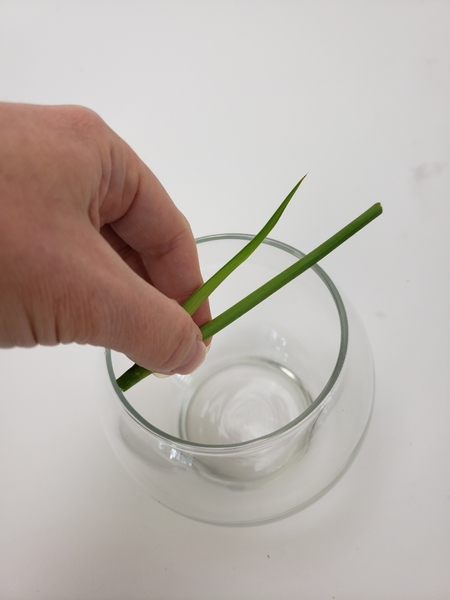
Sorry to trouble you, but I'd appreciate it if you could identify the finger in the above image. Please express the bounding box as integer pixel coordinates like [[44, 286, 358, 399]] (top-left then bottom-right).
[[96, 136, 211, 329], [100, 222, 211, 349], [100, 223, 151, 283], [68, 228, 207, 375]]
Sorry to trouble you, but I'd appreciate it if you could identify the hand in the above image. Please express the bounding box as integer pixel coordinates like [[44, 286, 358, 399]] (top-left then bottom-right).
[[0, 103, 210, 375]]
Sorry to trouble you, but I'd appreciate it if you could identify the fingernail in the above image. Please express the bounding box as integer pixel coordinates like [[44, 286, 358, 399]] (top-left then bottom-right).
[[153, 372, 172, 379], [173, 337, 207, 375]]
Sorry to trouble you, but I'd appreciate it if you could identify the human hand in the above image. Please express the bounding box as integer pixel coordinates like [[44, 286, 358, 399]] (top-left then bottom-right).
[[0, 103, 210, 375]]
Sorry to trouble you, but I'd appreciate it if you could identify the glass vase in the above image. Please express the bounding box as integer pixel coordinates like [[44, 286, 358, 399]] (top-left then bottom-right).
[[99, 234, 374, 525]]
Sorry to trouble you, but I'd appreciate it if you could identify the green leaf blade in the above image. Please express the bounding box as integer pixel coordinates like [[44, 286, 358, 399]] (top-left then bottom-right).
[[182, 174, 307, 315]]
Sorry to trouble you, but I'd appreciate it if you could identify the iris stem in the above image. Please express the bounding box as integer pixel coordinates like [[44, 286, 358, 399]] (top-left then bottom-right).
[[200, 202, 382, 341]]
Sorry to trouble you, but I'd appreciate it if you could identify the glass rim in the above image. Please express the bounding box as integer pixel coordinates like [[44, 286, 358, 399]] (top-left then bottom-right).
[[105, 233, 349, 451]]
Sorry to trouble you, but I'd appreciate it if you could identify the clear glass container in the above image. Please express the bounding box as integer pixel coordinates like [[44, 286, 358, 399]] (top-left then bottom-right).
[[99, 235, 375, 525]]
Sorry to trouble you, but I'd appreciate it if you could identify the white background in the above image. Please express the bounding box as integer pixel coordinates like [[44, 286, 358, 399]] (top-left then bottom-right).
[[1, 1, 449, 598]]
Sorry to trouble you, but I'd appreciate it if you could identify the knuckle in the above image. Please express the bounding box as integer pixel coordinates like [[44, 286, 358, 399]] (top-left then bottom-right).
[[64, 105, 103, 132]]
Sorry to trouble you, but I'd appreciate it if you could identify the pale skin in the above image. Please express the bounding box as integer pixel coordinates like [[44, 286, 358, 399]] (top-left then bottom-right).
[[0, 102, 210, 375]]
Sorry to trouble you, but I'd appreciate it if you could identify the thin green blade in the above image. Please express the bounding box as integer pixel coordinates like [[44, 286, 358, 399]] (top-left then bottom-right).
[[182, 174, 306, 315]]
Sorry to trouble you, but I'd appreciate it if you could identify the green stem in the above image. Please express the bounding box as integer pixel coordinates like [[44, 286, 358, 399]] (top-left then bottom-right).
[[200, 203, 382, 341]]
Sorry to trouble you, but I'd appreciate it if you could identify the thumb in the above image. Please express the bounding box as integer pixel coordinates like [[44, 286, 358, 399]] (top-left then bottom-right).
[[70, 237, 207, 375]]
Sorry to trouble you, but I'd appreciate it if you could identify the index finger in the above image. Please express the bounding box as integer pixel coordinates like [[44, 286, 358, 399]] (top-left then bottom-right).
[[97, 134, 211, 329]]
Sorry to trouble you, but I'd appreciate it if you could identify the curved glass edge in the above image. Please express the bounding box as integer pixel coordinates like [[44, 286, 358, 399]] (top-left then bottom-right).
[[105, 234, 349, 451]]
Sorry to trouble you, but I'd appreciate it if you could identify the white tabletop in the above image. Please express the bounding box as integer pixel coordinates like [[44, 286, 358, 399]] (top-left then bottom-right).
[[1, 1, 449, 598]]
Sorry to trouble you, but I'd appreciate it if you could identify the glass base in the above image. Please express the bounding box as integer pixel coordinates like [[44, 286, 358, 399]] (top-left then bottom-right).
[[181, 357, 312, 445]]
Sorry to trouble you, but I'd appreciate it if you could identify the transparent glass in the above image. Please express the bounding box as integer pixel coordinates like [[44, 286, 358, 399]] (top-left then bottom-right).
[[99, 235, 375, 525]]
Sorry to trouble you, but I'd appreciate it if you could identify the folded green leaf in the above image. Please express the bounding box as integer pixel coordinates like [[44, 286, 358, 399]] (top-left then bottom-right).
[[116, 177, 306, 392], [115, 201, 382, 392]]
